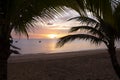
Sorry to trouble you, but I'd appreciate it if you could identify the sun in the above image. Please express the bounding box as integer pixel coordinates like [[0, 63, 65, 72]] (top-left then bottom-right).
[[47, 34, 58, 39]]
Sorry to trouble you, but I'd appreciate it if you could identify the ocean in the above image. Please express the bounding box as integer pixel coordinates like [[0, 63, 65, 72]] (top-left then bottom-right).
[[12, 38, 120, 54]]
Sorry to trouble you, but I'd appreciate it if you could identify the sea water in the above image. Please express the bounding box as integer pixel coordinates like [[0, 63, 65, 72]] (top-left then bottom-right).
[[12, 38, 120, 54]]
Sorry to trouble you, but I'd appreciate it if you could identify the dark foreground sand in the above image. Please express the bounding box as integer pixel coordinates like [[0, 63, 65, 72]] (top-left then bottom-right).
[[8, 49, 120, 80]]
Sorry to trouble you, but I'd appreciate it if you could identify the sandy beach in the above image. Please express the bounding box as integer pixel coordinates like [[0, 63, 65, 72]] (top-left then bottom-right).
[[8, 49, 120, 80]]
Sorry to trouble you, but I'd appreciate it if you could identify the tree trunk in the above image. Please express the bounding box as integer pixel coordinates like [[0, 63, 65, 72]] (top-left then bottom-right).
[[0, 59, 7, 80], [108, 46, 120, 79], [0, 35, 11, 80]]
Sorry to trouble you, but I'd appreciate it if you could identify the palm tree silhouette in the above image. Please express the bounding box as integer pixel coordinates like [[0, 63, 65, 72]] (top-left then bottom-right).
[[57, 15, 120, 79], [57, 0, 120, 78], [1, 0, 120, 80], [0, 0, 78, 79], [0, 0, 69, 80]]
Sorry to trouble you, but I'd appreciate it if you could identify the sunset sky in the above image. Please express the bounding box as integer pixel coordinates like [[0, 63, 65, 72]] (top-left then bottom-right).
[[12, 9, 80, 39]]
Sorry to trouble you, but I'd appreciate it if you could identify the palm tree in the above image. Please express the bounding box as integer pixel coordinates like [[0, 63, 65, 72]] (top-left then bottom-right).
[[1, 0, 120, 79], [57, 6, 120, 80], [56, 0, 120, 78], [0, 0, 79, 80]]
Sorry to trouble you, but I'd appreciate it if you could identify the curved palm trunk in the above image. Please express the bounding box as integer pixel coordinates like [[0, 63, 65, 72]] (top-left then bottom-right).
[[108, 45, 120, 79], [0, 35, 11, 80]]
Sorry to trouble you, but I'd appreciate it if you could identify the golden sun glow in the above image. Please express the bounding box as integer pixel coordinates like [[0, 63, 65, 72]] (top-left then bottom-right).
[[47, 34, 58, 39]]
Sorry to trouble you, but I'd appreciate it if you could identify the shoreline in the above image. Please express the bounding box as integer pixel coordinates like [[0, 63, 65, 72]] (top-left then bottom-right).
[[8, 48, 120, 63]]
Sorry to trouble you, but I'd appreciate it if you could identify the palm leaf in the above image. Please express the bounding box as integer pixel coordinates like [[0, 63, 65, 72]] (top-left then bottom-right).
[[10, 44, 21, 50], [113, 1, 120, 34], [68, 16, 97, 25], [57, 34, 103, 47], [69, 26, 105, 38], [94, 16, 120, 40], [1, 0, 79, 37], [10, 49, 20, 54]]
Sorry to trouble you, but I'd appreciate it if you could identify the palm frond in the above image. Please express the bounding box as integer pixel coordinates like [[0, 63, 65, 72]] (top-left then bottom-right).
[[69, 26, 105, 38], [13, 24, 29, 38], [68, 16, 97, 25], [75, 0, 87, 16], [94, 16, 120, 40], [10, 44, 21, 50], [113, 1, 120, 32], [10, 0, 82, 37], [10, 49, 20, 54], [57, 34, 103, 47]]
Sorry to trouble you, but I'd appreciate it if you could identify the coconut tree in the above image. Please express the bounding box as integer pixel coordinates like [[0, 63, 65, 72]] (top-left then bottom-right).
[[57, 0, 120, 79], [0, 0, 81, 80], [57, 16, 120, 78], [1, 0, 120, 79]]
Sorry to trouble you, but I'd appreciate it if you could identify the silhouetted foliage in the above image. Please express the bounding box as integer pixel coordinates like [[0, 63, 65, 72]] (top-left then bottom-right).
[[57, 0, 120, 79]]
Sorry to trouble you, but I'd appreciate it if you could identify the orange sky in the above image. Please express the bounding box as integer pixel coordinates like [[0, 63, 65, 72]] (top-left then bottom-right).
[[28, 28, 69, 39], [12, 9, 80, 39], [12, 25, 70, 39], [12, 20, 81, 39]]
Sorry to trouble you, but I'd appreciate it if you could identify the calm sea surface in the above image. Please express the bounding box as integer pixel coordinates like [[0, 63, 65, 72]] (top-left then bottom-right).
[[12, 38, 120, 54]]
